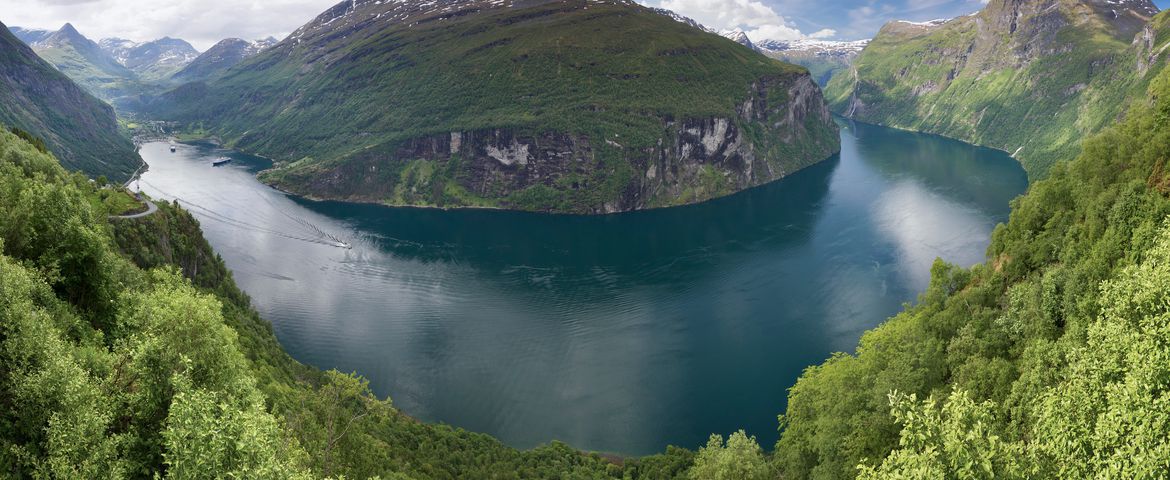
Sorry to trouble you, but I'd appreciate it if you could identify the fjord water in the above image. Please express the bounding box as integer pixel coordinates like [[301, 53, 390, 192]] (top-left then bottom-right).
[[137, 119, 1027, 455]]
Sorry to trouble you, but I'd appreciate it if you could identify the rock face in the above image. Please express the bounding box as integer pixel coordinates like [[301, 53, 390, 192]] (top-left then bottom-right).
[[0, 21, 141, 181], [154, 0, 840, 214], [264, 74, 837, 213], [824, 0, 1167, 177]]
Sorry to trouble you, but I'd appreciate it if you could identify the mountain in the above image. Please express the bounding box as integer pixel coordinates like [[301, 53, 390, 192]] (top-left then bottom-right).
[[9, 26, 52, 45], [649, 7, 712, 32], [169, 37, 275, 83], [824, 0, 1167, 177], [97, 37, 139, 64], [28, 23, 139, 100], [720, 29, 757, 50], [757, 38, 868, 85], [100, 36, 200, 80], [0, 20, 140, 181], [151, 0, 840, 214]]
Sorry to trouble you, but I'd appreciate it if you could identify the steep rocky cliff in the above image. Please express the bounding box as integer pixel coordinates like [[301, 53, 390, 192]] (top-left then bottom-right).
[[262, 73, 836, 213], [151, 0, 839, 214], [825, 0, 1168, 177]]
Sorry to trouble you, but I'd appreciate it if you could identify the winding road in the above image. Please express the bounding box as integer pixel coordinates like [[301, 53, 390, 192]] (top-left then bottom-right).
[[109, 192, 158, 220]]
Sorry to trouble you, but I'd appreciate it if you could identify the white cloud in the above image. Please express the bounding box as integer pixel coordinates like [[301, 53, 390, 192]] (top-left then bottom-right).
[[643, 0, 830, 41], [0, 0, 340, 50]]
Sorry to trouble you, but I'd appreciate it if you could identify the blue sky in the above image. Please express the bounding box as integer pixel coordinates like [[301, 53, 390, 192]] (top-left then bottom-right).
[[2, 0, 1169, 49], [642, 0, 1170, 41]]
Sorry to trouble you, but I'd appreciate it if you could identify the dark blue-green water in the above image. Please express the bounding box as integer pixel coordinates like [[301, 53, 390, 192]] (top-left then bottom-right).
[[137, 119, 1028, 456]]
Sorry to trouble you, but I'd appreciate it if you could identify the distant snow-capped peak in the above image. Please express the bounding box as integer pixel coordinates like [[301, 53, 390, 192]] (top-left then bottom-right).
[[718, 29, 756, 50], [756, 38, 869, 56]]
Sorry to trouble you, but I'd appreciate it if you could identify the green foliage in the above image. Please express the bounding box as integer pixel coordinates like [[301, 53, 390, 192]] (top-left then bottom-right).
[[8, 126, 47, 154], [860, 221, 1170, 478], [162, 377, 312, 479], [686, 431, 771, 480], [856, 391, 1027, 479], [778, 41, 1170, 480], [0, 126, 315, 478]]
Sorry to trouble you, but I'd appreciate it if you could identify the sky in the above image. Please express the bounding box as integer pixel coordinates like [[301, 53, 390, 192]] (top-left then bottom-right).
[[2, 0, 1169, 50]]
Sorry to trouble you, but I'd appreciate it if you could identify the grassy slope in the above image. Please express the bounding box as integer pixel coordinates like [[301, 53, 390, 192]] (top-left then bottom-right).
[[0, 22, 140, 182], [825, 5, 1170, 178], [152, 0, 829, 211], [777, 35, 1170, 480]]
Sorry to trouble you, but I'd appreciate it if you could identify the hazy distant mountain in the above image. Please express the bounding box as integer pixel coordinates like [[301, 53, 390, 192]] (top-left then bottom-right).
[[21, 23, 138, 100], [756, 38, 868, 85], [8, 26, 52, 45], [0, 20, 141, 181], [100, 36, 200, 80], [170, 37, 276, 83]]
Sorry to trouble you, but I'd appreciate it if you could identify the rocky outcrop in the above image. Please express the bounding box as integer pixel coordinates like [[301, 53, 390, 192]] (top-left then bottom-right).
[[264, 73, 839, 214]]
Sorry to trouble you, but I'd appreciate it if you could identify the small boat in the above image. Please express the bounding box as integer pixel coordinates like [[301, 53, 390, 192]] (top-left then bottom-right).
[[169, 144, 176, 152], [211, 157, 232, 166]]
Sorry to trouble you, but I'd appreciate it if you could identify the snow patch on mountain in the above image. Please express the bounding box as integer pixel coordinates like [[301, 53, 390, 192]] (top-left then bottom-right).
[[756, 38, 869, 58]]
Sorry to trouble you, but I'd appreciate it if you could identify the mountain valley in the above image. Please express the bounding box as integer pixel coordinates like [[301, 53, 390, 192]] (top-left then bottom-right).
[[4, 0, 1170, 478]]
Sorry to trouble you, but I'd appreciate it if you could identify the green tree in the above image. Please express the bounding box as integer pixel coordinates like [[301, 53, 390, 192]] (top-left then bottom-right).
[[284, 370, 391, 477], [162, 373, 311, 479], [856, 391, 1026, 480], [686, 430, 771, 480]]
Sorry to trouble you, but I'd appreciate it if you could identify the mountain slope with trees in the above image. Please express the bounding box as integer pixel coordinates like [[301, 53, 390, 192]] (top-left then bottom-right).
[[149, 0, 839, 214], [825, 0, 1167, 178], [776, 32, 1170, 479]]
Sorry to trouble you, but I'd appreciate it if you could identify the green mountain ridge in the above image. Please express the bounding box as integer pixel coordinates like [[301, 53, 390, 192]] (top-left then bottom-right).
[[0, 20, 141, 182], [28, 23, 144, 102], [825, 0, 1168, 178], [147, 0, 840, 214]]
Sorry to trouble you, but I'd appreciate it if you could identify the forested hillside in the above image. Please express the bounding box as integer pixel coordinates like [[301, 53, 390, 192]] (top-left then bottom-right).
[[776, 42, 1170, 479], [825, 0, 1168, 178]]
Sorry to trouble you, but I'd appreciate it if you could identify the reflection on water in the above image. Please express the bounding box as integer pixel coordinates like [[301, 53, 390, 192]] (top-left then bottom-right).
[[137, 119, 1028, 455]]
